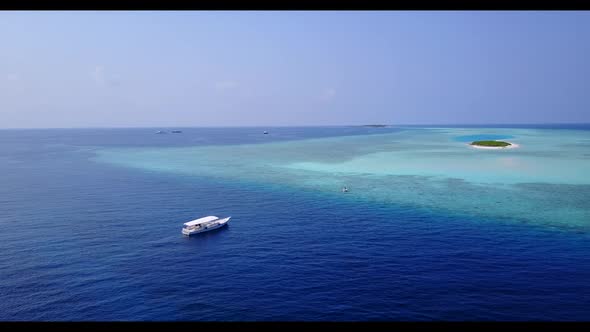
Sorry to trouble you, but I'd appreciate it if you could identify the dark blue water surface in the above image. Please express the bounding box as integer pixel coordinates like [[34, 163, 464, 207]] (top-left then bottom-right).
[[1, 126, 589, 321]]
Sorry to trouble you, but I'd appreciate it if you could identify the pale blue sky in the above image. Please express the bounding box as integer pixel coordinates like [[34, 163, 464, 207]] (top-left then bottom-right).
[[1, 11, 589, 128]]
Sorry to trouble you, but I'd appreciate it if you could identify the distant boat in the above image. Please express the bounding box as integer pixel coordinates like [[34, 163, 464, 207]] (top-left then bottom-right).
[[182, 216, 231, 236], [342, 186, 349, 193], [171, 130, 182, 133], [263, 131, 269, 134], [155, 130, 167, 134]]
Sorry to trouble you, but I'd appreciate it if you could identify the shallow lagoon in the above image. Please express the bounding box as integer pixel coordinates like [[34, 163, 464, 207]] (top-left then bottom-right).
[[94, 127, 590, 231]]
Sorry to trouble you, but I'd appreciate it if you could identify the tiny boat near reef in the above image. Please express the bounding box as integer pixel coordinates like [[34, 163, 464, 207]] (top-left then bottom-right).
[[182, 216, 231, 236]]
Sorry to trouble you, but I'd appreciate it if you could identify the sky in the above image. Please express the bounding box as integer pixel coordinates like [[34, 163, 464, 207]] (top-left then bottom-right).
[[1, 11, 590, 128]]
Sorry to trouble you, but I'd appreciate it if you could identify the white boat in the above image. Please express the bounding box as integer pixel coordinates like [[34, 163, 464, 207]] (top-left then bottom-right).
[[182, 216, 231, 236]]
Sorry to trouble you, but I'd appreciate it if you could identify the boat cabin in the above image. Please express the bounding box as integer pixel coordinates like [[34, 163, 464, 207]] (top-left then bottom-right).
[[183, 216, 219, 230]]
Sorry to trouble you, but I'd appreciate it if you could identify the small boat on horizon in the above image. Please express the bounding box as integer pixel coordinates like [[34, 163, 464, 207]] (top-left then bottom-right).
[[182, 216, 231, 236], [155, 130, 167, 134], [263, 131, 269, 134]]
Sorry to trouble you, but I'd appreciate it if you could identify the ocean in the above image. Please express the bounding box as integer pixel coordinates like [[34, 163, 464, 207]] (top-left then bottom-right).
[[1, 125, 589, 321]]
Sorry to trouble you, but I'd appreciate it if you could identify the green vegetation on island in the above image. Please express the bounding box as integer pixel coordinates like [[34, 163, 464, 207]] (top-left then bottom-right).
[[470, 140, 511, 147]]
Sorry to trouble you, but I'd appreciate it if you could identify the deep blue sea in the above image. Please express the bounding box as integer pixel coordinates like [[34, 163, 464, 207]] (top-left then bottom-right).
[[1, 125, 590, 321]]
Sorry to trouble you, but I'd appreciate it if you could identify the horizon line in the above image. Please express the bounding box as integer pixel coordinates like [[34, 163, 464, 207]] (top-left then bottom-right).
[[1, 122, 590, 130]]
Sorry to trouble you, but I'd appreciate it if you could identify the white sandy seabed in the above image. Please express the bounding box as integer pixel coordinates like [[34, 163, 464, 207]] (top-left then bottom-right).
[[469, 142, 520, 150]]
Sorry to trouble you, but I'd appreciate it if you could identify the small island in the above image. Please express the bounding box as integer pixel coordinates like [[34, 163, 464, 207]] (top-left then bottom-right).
[[471, 140, 511, 147], [469, 140, 519, 149], [362, 124, 388, 128]]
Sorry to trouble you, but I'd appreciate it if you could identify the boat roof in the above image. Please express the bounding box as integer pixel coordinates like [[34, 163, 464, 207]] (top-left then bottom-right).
[[184, 216, 219, 226]]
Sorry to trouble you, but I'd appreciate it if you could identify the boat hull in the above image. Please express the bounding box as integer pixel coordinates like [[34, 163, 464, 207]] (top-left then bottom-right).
[[182, 217, 231, 236]]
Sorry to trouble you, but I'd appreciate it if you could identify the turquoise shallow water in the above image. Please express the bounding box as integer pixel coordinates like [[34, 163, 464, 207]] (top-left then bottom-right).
[[94, 127, 590, 231], [453, 134, 515, 142]]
